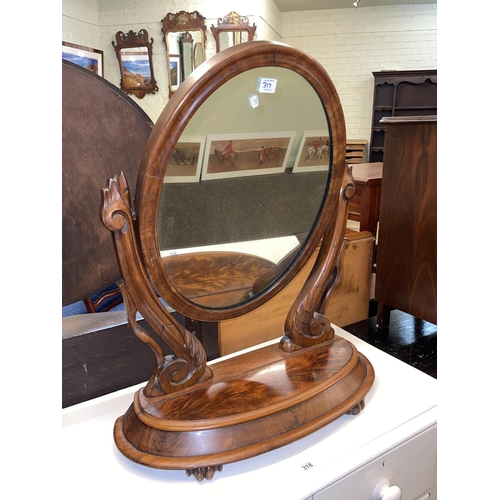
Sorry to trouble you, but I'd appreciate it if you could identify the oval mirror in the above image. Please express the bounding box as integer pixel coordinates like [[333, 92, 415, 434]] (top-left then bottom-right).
[[136, 41, 346, 322], [101, 42, 375, 482]]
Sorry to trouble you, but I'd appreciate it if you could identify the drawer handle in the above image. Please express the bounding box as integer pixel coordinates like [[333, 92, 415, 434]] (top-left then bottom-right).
[[372, 480, 402, 500]]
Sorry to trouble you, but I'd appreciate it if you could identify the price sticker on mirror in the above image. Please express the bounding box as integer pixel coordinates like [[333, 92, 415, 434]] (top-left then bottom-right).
[[257, 77, 277, 94]]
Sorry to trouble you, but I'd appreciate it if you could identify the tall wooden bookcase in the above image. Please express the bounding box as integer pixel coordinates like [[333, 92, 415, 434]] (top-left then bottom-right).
[[369, 70, 437, 163]]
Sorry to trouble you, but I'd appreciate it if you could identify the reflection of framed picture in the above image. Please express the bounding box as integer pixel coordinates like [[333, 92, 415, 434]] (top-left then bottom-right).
[[292, 130, 330, 173], [62, 41, 103, 77], [201, 132, 296, 181], [163, 136, 205, 183], [169, 55, 180, 90]]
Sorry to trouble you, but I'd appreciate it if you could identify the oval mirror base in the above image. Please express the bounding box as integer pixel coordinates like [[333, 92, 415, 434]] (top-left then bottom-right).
[[113, 335, 374, 481]]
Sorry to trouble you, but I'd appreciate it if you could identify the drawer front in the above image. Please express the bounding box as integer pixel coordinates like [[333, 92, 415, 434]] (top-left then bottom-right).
[[313, 424, 436, 500]]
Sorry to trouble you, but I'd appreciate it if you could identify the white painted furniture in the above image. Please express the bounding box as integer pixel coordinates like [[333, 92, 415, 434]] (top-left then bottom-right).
[[62, 328, 437, 500]]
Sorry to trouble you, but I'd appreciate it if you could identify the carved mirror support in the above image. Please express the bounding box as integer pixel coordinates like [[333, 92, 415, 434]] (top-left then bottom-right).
[[161, 11, 207, 97], [211, 11, 257, 53], [112, 29, 158, 99]]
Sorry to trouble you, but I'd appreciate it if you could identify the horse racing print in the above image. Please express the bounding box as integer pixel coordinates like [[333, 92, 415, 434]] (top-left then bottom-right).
[[292, 131, 331, 173], [163, 136, 205, 183], [201, 132, 295, 181]]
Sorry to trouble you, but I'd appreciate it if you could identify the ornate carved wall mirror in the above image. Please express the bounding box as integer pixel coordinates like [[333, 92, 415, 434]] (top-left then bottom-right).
[[161, 11, 207, 97], [211, 11, 257, 53], [101, 41, 374, 482], [112, 29, 158, 99]]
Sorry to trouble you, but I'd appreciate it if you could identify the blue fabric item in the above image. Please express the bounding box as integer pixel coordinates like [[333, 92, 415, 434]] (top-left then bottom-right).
[[62, 300, 88, 317]]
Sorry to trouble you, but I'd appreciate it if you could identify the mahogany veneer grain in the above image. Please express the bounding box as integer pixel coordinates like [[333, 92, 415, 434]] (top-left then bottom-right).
[[114, 335, 374, 470]]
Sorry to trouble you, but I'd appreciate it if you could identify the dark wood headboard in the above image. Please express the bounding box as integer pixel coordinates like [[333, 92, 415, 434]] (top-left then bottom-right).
[[62, 60, 153, 306]]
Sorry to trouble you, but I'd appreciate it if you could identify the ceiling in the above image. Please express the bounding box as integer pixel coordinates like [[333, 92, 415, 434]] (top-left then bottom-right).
[[273, 0, 436, 12]]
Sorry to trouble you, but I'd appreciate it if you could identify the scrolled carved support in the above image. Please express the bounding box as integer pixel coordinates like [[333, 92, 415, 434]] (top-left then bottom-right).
[[101, 171, 213, 397], [280, 163, 355, 352]]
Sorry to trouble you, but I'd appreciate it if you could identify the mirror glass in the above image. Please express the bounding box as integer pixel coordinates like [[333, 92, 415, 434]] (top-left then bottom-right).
[[219, 31, 249, 51], [166, 30, 204, 92], [193, 43, 204, 69], [157, 66, 331, 309]]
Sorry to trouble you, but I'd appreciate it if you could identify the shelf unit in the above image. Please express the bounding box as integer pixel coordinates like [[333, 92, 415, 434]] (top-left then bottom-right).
[[369, 70, 437, 163], [346, 140, 368, 164]]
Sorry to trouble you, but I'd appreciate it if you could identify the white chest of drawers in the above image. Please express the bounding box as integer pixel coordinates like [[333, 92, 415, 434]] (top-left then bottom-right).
[[62, 327, 437, 500]]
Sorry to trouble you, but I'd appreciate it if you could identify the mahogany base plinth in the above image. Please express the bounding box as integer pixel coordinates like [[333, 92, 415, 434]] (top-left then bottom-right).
[[113, 334, 374, 481]]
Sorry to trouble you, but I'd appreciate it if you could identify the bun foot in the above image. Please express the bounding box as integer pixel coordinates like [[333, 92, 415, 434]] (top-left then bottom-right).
[[186, 465, 223, 481], [346, 398, 365, 415]]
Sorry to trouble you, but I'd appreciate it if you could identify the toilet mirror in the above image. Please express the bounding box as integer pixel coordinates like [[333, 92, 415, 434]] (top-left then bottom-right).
[[100, 43, 374, 482], [210, 12, 257, 53]]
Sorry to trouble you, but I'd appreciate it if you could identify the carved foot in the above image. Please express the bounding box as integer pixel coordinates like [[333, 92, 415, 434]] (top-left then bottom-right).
[[186, 465, 223, 481], [347, 398, 365, 415]]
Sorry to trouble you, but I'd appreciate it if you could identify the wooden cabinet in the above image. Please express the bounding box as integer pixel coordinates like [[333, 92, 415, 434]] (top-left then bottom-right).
[[374, 116, 437, 327], [369, 70, 437, 163]]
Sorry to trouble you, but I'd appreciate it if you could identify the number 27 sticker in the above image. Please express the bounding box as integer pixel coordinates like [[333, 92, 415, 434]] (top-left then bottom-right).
[[257, 77, 277, 93]]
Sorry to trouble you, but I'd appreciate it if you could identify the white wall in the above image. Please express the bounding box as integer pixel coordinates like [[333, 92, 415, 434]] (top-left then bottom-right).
[[280, 4, 437, 141], [61, 0, 282, 122], [62, 0, 101, 50], [62, 1, 437, 139]]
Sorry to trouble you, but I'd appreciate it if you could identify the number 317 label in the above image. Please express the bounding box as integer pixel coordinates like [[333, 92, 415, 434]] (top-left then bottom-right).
[[257, 77, 277, 93]]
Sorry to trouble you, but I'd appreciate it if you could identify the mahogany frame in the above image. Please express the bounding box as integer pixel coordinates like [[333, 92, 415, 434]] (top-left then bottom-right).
[[101, 41, 374, 481]]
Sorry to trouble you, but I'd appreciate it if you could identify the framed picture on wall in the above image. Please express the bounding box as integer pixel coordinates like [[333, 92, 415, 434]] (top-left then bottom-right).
[[169, 55, 181, 91], [201, 132, 296, 181], [163, 137, 205, 183], [292, 130, 330, 173], [62, 41, 104, 77]]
